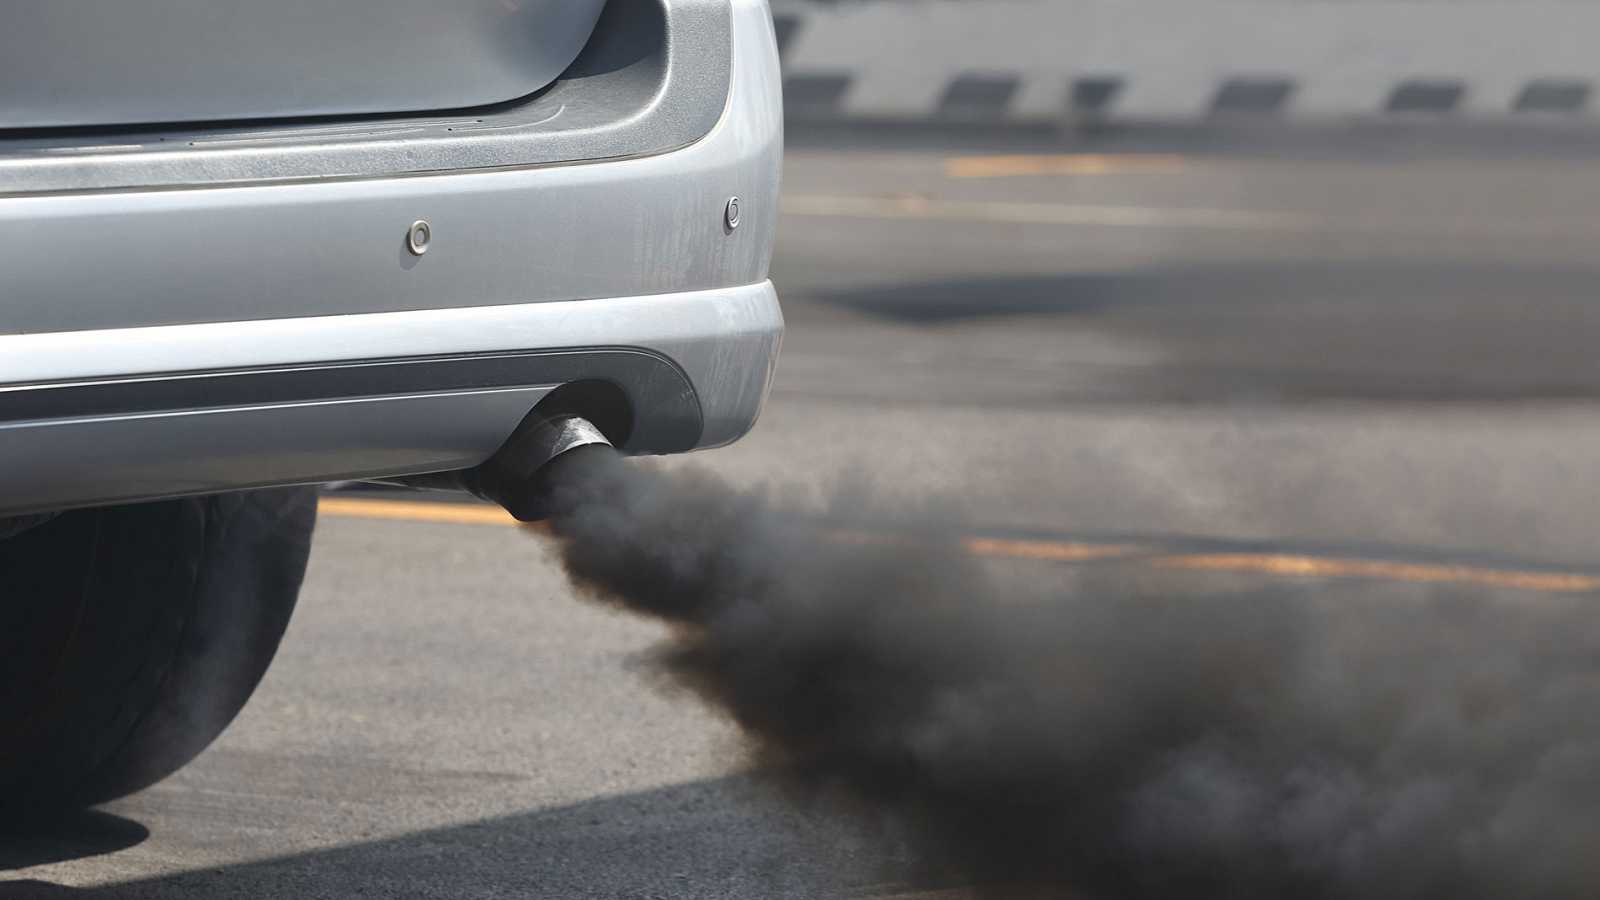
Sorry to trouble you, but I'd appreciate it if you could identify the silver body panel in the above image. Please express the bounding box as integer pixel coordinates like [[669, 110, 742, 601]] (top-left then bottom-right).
[[0, 0, 734, 194], [0, 0, 776, 333], [0, 0, 607, 128], [0, 0, 784, 516]]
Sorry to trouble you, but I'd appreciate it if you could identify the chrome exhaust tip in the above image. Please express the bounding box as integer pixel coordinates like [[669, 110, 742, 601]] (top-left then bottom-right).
[[467, 413, 615, 522]]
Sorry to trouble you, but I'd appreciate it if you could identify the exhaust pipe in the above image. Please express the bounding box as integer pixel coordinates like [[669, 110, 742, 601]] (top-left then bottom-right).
[[389, 412, 614, 521], [464, 413, 614, 522]]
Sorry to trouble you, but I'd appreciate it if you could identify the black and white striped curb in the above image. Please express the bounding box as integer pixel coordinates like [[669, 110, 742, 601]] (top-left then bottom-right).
[[771, 1, 1600, 123]]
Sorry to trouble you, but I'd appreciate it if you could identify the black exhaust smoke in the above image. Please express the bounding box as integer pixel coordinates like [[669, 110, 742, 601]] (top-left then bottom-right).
[[534, 448, 1600, 899]]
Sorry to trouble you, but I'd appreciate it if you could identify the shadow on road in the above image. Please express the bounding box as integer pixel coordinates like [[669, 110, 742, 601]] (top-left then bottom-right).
[[786, 118, 1600, 162], [0, 776, 890, 900], [0, 810, 148, 874], [809, 262, 1600, 402]]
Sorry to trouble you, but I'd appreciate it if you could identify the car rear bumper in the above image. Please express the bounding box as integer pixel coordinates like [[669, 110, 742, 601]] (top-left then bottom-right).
[[0, 0, 783, 516], [0, 281, 783, 515]]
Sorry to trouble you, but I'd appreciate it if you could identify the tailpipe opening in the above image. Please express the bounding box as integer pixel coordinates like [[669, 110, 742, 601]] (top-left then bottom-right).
[[465, 413, 616, 522]]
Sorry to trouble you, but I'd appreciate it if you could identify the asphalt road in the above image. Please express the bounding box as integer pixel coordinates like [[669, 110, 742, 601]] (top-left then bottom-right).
[[11, 132, 1600, 898]]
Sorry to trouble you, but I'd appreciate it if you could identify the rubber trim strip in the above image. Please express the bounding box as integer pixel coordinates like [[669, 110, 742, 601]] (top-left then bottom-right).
[[0, 348, 704, 454]]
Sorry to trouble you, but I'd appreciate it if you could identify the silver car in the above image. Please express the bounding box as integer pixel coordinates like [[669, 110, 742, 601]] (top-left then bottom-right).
[[0, 0, 782, 811]]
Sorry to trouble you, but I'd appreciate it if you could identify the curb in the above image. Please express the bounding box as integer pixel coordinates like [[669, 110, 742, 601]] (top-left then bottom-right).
[[772, 1, 1600, 125]]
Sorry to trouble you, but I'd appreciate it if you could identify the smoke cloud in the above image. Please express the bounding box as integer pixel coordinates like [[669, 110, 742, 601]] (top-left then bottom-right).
[[537, 447, 1600, 899]]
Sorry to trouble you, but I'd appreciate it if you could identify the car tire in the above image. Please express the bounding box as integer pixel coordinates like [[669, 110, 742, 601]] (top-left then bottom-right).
[[0, 488, 317, 812]]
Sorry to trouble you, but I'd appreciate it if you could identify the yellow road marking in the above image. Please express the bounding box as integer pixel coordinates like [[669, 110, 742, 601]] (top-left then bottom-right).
[[781, 192, 1600, 241], [780, 193, 1320, 231], [317, 496, 1600, 594], [960, 536, 1136, 563], [827, 527, 1137, 562], [946, 153, 1188, 178], [318, 496, 517, 527], [1153, 553, 1600, 593]]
